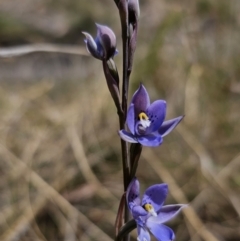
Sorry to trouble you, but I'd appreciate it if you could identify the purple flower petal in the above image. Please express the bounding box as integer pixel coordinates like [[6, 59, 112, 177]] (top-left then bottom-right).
[[95, 36, 104, 57], [137, 134, 162, 147], [82, 32, 102, 59], [132, 205, 148, 217], [158, 116, 184, 137], [137, 226, 151, 241], [119, 130, 138, 143], [96, 24, 117, 60], [157, 204, 186, 223], [114, 49, 119, 55], [131, 84, 150, 117], [142, 184, 168, 213], [146, 222, 175, 241], [127, 104, 135, 134], [146, 100, 166, 133], [127, 178, 141, 209]]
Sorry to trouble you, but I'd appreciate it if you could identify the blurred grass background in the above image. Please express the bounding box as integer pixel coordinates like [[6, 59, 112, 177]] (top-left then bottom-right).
[[0, 0, 240, 240]]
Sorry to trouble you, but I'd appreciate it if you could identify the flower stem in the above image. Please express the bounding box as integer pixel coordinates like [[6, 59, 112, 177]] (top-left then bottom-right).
[[117, 1, 131, 241]]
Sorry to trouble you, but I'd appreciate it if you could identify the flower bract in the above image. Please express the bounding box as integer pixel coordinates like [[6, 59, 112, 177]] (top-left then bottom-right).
[[119, 84, 183, 147], [82, 24, 118, 60], [127, 178, 186, 241]]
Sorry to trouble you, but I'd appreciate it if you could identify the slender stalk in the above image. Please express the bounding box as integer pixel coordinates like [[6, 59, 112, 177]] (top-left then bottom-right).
[[117, 1, 131, 241], [121, 14, 130, 123], [118, 0, 130, 187]]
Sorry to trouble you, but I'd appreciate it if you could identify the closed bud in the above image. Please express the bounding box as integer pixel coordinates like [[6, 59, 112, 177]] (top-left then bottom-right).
[[82, 24, 118, 60], [128, 0, 140, 25], [128, 0, 140, 72]]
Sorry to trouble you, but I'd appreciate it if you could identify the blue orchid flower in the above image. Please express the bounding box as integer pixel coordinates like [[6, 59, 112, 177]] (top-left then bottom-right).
[[119, 84, 183, 146], [127, 178, 186, 241], [82, 24, 118, 60]]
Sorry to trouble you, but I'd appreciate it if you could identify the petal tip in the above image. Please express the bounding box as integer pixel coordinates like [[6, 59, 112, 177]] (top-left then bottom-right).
[[81, 31, 89, 37], [118, 130, 138, 143], [162, 183, 168, 189], [178, 115, 184, 121], [129, 176, 139, 188], [139, 83, 146, 90], [95, 23, 102, 28]]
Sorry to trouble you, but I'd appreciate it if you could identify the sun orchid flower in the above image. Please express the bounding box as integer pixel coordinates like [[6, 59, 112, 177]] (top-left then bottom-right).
[[119, 84, 183, 147], [82, 24, 118, 60], [127, 178, 186, 241]]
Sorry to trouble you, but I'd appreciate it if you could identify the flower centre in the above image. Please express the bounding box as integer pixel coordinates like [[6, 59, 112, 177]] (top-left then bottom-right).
[[143, 203, 157, 217], [138, 112, 151, 129]]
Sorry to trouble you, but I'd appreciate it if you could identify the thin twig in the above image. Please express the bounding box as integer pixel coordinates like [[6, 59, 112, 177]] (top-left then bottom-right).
[[0, 143, 113, 241], [66, 123, 118, 201], [192, 152, 240, 212], [177, 125, 240, 216], [0, 44, 87, 58]]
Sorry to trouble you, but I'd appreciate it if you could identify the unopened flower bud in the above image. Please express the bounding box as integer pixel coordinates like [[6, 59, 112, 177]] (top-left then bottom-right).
[[128, 0, 140, 25], [82, 24, 117, 60]]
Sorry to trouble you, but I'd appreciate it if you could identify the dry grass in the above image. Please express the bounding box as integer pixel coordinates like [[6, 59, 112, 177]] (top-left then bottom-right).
[[0, 0, 240, 241]]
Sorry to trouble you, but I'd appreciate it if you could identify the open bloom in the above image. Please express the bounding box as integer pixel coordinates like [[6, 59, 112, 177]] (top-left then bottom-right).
[[127, 178, 186, 241], [82, 24, 117, 60], [119, 84, 183, 146]]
